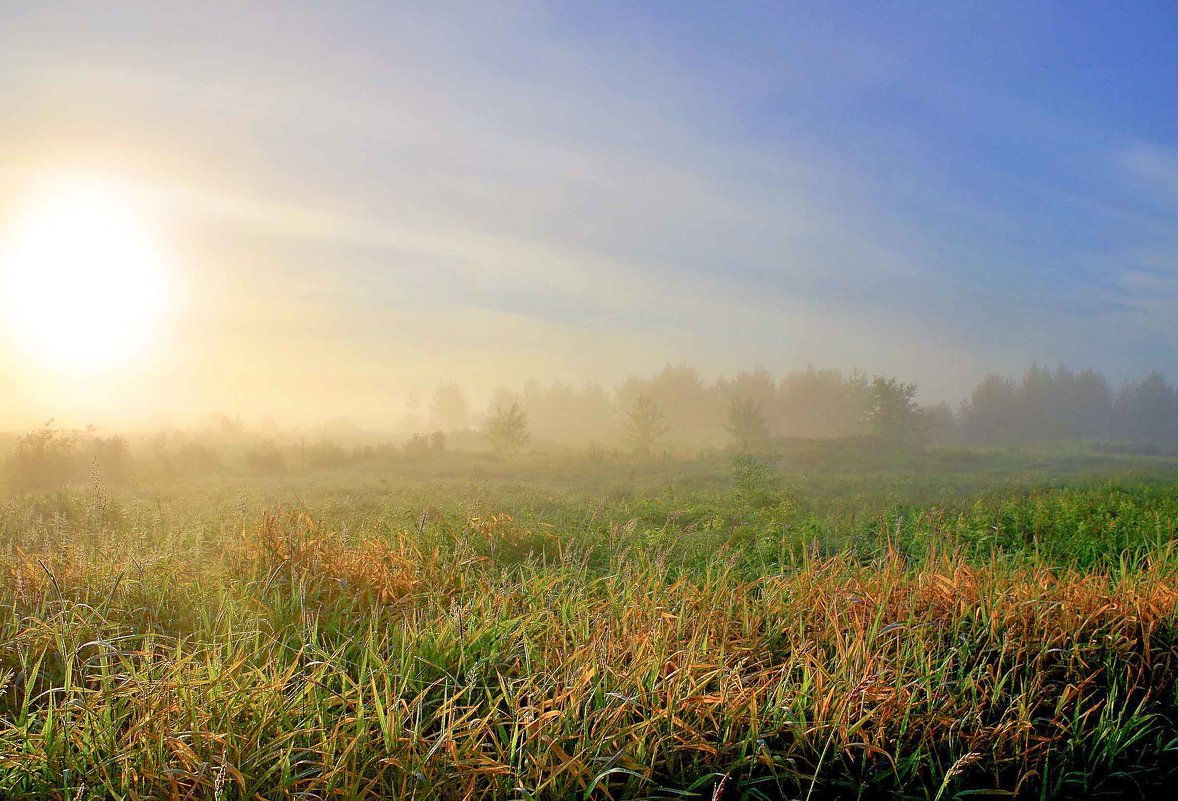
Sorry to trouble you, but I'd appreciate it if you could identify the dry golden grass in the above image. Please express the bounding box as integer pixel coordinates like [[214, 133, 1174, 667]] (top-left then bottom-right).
[[0, 493, 1176, 799]]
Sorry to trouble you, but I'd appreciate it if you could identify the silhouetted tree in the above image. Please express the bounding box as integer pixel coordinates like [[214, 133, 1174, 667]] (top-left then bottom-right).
[[10, 424, 79, 490], [624, 395, 670, 457], [399, 390, 424, 433], [429, 382, 471, 431], [726, 397, 769, 452], [865, 377, 929, 446], [721, 368, 776, 408], [486, 402, 529, 456], [1115, 372, 1178, 446], [959, 373, 1020, 444], [923, 402, 957, 445], [92, 435, 130, 483], [244, 439, 286, 472], [521, 380, 615, 446], [773, 367, 870, 438], [616, 365, 723, 447], [485, 387, 521, 418], [960, 365, 1123, 445], [1063, 368, 1114, 439]]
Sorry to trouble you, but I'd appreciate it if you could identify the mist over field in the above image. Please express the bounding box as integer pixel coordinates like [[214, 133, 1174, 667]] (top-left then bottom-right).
[[3, 4, 1178, 431], [4, 4, 1178, 800]]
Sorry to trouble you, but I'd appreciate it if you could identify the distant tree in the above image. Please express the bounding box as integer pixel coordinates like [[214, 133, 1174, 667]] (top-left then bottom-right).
[[722, 367, 776, 409], [957, 365, 1123, 445], [244, 439, 286, 473], [774, 366, 870, 438], [865, 377, 929, 447], [398, 390, 425, 433], [486, 402, 530, 456], [429, 382, 471, 431], [10, 424, 79, 490], [521, 380, 615, 446], [172, 441, 220, 476], [616, 364, 722, 449], [92, 435, 131, 483], [404, 433, 430, 456], [726, 397, 769, 452], [959, 373, 1019, 444], [624, 395, 670, 457], [486, 387, 521, 417], [1115, 372, 1178, 446], [211, 413, 246, 441], [405, 430, 447, 456], [922, 402, 958, 445], [306, 440, 352, 470], [1064, 368, 1114, 439], [1019, 363, 1055, 438]]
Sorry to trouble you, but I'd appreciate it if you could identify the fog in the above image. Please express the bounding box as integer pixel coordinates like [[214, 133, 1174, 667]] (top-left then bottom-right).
[[5, 362, 1178, 492], [2, 5, 1177, 438]]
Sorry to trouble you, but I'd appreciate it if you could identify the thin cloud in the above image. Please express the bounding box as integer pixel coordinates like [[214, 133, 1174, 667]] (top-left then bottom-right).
[[1122, 142, 1178, 200]]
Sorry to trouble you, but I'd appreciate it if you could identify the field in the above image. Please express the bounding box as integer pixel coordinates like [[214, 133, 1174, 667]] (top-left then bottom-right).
[[3, 446, 1178, 799]]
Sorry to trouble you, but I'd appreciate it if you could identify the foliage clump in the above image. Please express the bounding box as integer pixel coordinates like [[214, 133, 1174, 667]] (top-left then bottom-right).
[[624, 395, 670, 458], [8, 424, 79, 491], [485, 402, 529, 456], [865, 376, 931, 447], [725, 397, 769, 452], [728, 453, 780, 507], [244, 439, 286, 472]]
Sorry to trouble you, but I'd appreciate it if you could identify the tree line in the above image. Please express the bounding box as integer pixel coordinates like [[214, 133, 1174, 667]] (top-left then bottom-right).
[[429, 363, 1178, 455], [957, 365, 1178, 447], [5, 363, 1176, 491]]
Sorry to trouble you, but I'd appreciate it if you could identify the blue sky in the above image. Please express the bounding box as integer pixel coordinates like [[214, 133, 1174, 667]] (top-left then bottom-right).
[[1, 1, 1177, 421]]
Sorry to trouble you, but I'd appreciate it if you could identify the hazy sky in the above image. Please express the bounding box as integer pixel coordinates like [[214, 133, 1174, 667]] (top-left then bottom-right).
[[2, 2, 1177, 425]]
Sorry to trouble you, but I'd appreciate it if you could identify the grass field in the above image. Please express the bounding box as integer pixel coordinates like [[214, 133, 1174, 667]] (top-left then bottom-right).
[[2, 447, 1178, 799]]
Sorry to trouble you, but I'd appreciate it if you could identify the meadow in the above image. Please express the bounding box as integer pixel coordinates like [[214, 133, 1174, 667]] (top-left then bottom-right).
[[2, 445, 1178, 799]]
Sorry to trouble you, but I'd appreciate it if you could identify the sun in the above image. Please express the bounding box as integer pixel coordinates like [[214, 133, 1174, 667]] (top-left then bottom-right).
[[3, 182, 166, 372]]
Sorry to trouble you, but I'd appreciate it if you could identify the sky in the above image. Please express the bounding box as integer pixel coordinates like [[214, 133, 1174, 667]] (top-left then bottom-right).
[[1, 1, 1177, 427]]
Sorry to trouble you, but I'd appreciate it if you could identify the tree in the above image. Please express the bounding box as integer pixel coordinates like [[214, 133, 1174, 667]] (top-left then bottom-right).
[[923, 402, 957, 445], [865, 376, 929, 447], [10, 423, 78, 490], [244, 439, 286, 473], [92, 435, 131, 483], [1115, 372, 1178, 446], [400, 390, 424, 432], [624, 395, 670, 457], [486, 402, 529, 456], [775, 367, 870, 438], [521, 380, 615, 446], [726, 397, 769, 452], [429, 382, 471, 431]]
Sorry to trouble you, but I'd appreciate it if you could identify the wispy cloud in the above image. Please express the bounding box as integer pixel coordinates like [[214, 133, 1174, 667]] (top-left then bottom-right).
[[2, 3, 1177, 421], [1121, 142, 1178, 201]]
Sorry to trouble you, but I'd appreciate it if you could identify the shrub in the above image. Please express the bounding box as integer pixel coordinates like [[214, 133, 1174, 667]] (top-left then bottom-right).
[[8, 425, 79, 491], [244, 439, 287, 473]]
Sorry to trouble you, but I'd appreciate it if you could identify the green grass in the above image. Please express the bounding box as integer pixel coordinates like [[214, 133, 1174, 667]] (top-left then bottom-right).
[[1, 448, 1178, 799]]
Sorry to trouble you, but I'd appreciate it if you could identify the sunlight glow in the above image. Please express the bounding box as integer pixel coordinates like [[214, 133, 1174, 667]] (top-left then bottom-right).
[[3, 182, 166, 372]]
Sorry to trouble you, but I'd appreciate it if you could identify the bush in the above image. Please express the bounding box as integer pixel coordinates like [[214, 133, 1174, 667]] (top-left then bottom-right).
[[244, 440, 287, 473], [91, 435, 131, 483], [404, 431, 446, 457], [172, 441, 221, 476], [8, 425, 79, 491], [729, 454, 780, 508]]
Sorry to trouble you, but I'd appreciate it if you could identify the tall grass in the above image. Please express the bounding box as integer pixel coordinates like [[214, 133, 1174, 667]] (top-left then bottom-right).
[[0, 478, 1177, 798]]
